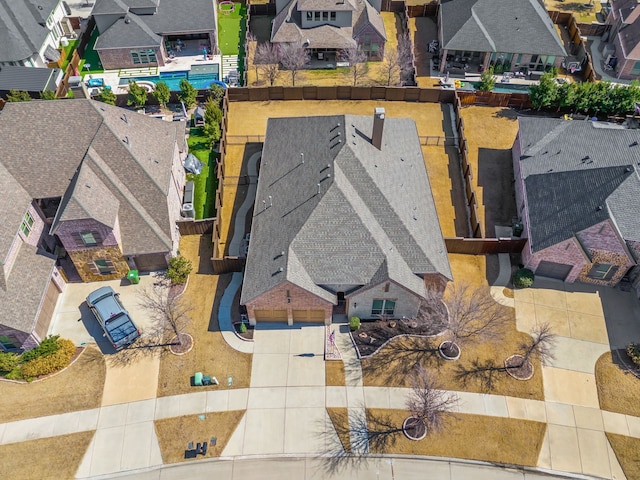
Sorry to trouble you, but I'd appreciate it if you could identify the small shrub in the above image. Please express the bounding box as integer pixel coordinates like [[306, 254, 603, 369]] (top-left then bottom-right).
[[167, 255, 193, 284], [350, 316, 361, 332], [0, 352, 19, 373], [5, 368, 22, 380], [20, 339, 75, 379], [513, 268, 535, 289], [627, 343, 640, 368], [239, 323, 247, 333], [21, 335, 60, 363]]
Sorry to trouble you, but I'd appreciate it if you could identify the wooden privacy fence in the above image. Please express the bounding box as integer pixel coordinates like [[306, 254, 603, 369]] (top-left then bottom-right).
[[55, 50, 81, 98], [212, 257, 246, 274], [445, 237, 527, 255], [176, 218, 215, 235], [457, 91, 531, 109]]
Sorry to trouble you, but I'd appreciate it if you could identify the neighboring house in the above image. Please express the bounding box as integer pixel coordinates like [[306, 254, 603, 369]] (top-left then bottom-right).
[[240, 108, 452, 326], [605, 0, 640, 79], [0, 99, 188, 351], [271, 0, 386, 60], [438, 0, 567, 74], [92, 0, 217, 70], [0, 0, 74, 68], [513, 117, 640, 293], [0, 65, 63, 99]]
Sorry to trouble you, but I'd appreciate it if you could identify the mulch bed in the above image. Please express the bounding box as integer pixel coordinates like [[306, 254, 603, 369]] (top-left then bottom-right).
[[402, 416, 427, 441], [234, 322, 254, 340], [504, 354, 533, 380], [169, 334, 194, 355], [352, 303, 449, 358]]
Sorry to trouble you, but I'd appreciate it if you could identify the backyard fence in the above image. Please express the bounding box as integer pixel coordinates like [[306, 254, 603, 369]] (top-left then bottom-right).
[[445, 237, 526, 254], [176, 218, 215, 235], [457, 90, 531, 109], [55, 50, 82, 98], [419, 136, 455, 146], [225, 135, 265, 144]]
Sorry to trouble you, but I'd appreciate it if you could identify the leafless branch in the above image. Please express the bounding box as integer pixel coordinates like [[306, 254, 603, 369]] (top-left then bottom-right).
[[406, 366, 457, 434], [254, 42, 282, 86], [341, 46, 368, 86], [519, 322, 556, 366], [279, 42, 309, 86], [138, 282, 192, 345]]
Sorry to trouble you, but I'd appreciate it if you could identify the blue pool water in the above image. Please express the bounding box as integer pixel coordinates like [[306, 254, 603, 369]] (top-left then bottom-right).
[[491, 84, 530, 94], [119, 70, 221, 90]]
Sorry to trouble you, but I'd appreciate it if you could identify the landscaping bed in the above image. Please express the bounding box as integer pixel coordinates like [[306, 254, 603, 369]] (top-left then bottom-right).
[[234, 322, 254, 340]]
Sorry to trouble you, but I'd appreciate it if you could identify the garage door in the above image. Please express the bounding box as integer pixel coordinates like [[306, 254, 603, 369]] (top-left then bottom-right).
[[134, 253, 168, 272], [292, 309, 325, 323], [34, 279, 62, 339], [535, 261, 573, 281], [254, 309, 287, 322]]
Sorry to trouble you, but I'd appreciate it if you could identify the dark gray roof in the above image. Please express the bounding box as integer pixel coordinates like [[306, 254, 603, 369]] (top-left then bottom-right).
[[241, 113, 452, 305], [94, 13, 162, 49], [297, 0, 357, 11], [0, 163, 31, 268], [272, 0, 383, 47], [0, 243, 56, 334], [0, 0, 51, 63], [517, 117, 640, 252], [439, 0, 566, 56], [26, 0, 60, 24], [93, 0, 216, 49], [0, 99, 185, 256], [0, 65, 62, 93]]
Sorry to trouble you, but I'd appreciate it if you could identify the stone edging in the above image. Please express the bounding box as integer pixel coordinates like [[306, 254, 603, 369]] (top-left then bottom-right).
[[0, 345, 89, 384], [231, 322, 254, 343], [169, 334, 194, 356]]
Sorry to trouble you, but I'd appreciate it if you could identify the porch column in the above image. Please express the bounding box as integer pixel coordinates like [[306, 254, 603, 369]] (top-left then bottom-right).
[[440, 49, 448, 73]]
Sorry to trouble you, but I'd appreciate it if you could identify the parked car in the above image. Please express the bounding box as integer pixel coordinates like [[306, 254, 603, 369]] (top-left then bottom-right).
[[86, 286, 141, 350]]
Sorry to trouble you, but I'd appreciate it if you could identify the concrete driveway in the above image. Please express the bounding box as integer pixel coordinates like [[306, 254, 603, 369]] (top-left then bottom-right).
[[48, 273, 164, 406]]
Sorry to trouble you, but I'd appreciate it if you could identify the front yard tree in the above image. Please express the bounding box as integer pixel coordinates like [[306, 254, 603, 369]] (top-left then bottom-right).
[[153, 80, 170, 108], [254, 42, 281, 86], [529, 72, 558, 110], [404, 366, 457, 440], [139, 283, 192, 346], [279, 41, 309, 86], [6, 90, 31, 102], [343, 46, 368, 86], [39, 89, 57, 100], [514, 322, 556, 369], [97, 88, 117, 105], [178, 79, 198, 108], [441, 282, 511, 358], [127, 81, 148, 108]]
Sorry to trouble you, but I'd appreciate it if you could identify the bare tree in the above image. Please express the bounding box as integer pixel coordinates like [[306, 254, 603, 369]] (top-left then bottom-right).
[[254, 42, 282, 86], [138, 283, 192, 345], [405, 366, 457, 436], [380, 47, 401, 86], [342, 46, 368, 86], [279, 41, 309, 86], [246, 32, 259, 84], [397, 32, 414, 86], [516, 323, 556, 367], [445, 282, 511, 348]]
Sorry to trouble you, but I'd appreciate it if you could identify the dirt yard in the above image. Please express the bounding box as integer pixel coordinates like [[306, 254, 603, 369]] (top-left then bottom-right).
[[459, 106, 520, 237], [409, 16, 441, 88], [545, 0, 600, 23], [156, 235, 252, 397]]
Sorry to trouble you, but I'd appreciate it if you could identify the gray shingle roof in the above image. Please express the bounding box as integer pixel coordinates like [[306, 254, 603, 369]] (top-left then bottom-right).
[[353, 1, 386, 40], [0, 243, 56, 334], [440, 0, 566, 56], [517, 117, 640, 252], [298, 0, 357, 11], [93, 0, 216, 50], [0, 65, 61, 93], [0, 99, 184, 256], [241, 113, 452, 305], [0, 163, 31, 267], [0, 0, 51, 63]]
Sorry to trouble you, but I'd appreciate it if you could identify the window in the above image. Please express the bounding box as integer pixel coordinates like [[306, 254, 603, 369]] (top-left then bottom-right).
[[371, 299, 396, 316], [94, 259, 114, 275], [322, 11, 328, 20], [314, 11, 320, 20], [307, 11, 312, 20], [384, 282, 390, 292], [330, 11, 336, 20], [0, 335, 18, 351], [131, 49, 157, 65], [80, 232, 98, 246], [587, 263, 618, 280], [20, 212, 34, 236], [631, 61, 640, 76]]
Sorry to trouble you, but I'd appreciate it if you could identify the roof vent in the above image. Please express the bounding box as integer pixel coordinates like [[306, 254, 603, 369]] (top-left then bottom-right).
[[581, 155, 590, 162], [300, 152, 304, 164], [596, 205, 603, 211], [123, 136, 130, 145], [630, 141, 638, 147], [625, 166, 632, 172], [279, 267, 284, 272], [124, 17, 131, 24], [122, 113, 128, 124]]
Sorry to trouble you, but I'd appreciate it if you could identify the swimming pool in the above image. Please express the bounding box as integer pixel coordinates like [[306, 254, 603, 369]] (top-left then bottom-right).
[[119, 69, 222, 91], [492, 84, 530, 94]]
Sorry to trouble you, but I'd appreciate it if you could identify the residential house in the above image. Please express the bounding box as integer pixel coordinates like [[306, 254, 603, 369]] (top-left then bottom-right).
[[240, 108, 452, 326], [0, 65, 63, 99], [92, 0, 217, 70], [605, 0, 640, 79], [512, 117, 640, 293], [0, 0, 74, 68], [0, 99, 187, 351], [438, 0, 567, 74], [271, 0, 386, 60]]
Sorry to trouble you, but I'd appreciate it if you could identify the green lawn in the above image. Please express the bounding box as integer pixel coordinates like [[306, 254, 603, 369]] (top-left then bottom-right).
[[186, 127, 218, 219], [79, 27, 104, 76], [218, 3, 247, 56], [60, 40, 78, 71]]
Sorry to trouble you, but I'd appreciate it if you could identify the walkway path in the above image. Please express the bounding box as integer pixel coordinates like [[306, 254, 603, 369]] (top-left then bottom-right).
[[228, 151, 260, 257], [218, 272, 253, 354]]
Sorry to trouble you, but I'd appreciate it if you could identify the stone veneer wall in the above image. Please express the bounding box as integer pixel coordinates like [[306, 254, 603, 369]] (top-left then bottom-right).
[[68, 246, 130, 282]]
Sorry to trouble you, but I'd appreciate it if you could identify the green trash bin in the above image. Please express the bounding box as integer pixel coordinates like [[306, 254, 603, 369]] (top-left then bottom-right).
[[127, 269, 140, 284]]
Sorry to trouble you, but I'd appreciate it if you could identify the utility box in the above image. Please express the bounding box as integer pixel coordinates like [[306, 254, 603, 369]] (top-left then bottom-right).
[[181, 203, 195, 219], [183, 180, 194, 205], [127, 269, 140, 284], [512, 222, 524, 237]]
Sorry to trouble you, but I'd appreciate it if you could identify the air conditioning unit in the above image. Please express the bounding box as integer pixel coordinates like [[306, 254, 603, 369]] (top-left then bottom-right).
[[183, 180, 194, 205], [60, 37, 69, 47], [181, 203, 195, 218]]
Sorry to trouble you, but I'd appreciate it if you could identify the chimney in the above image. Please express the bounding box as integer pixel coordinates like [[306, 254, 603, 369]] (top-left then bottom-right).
[[372, 107, 385, 150]]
